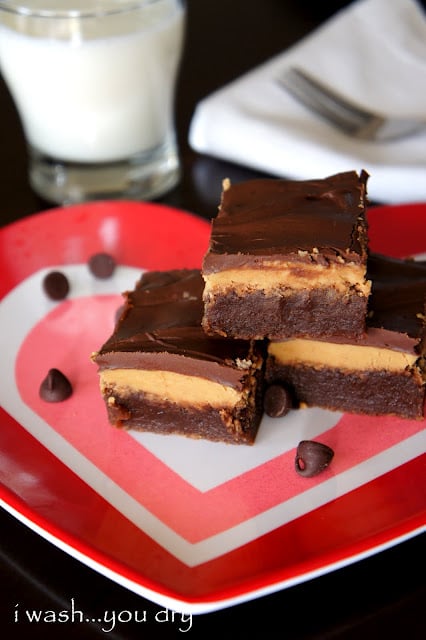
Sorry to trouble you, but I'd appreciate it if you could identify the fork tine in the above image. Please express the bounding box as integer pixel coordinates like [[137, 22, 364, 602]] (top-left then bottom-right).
[[277, 67, 375, 135], [277, 67, 426, 142]]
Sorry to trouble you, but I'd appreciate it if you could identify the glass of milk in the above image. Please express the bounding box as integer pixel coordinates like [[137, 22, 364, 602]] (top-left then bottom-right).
[[0, 0, 186, 203]]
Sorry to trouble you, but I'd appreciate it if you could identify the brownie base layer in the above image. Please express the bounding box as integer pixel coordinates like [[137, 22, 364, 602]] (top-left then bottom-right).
[[266, 362, 425, 420], [102, 377, 264, 445], [203, 288, 368, 340]]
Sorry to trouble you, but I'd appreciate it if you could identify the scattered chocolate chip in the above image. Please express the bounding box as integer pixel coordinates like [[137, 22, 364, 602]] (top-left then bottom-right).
[[264, 383, 292, 417], [39, 368, 73, 402], [88, 252, 116, 279], [42, 270, 70, 300], [295, 440, 334, 477]]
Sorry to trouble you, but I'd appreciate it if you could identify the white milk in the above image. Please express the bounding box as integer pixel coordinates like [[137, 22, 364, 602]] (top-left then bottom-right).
[[0, 1, 185, 162]]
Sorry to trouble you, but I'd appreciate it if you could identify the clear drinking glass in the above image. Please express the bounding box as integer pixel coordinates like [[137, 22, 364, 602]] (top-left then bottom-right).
[[0, 1, 186, 203]]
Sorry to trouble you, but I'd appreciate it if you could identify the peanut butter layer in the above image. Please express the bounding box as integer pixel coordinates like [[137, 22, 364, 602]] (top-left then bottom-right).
[[202, 170, 370, 339], [92, 269, 265, 444], [268, 339, 418, 373], [203, 262, 370, 295], [100, 369, 243, 407]]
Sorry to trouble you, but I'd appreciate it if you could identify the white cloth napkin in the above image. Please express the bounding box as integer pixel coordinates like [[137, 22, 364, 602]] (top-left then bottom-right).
[[188, 0, 426, 204]]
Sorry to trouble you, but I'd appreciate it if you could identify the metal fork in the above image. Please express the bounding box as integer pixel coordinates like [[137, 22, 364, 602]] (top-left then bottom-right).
[[277, 67, 426, 142]]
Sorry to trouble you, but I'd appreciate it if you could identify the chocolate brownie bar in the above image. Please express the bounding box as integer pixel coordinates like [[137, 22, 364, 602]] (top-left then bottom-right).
[[202, 170, 370, 340], [92, 269, 265, 444], [266, 254, 426, 420]]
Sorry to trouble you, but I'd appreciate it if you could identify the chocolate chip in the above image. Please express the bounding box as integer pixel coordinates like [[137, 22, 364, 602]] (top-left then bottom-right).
[[88, 252, 116, 279], [264, 383, 292, 417], [295, 440, 334, 477], [42, 270, 70, 300], [39, 368, 73, 402]]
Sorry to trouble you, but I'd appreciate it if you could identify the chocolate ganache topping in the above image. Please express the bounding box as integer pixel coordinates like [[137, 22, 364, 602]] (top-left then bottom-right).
[[93, 269, 262, 388], [313, 253, 426, 354], [366, 253, 426, 352], [203, 170, 369, 272]]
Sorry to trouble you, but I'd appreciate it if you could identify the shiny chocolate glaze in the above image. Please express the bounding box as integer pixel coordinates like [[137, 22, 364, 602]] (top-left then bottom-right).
[[365, 253, 426, 353], [93, 269, 263, 388], [203, 170, 369, 273]]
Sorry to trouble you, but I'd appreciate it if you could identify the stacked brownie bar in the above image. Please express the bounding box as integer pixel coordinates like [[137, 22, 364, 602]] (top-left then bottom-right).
[[92, 170, 425, 445], [202, 170, 371, 340], [266, 253, 426, 420], [92, 269, 265, 444]]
